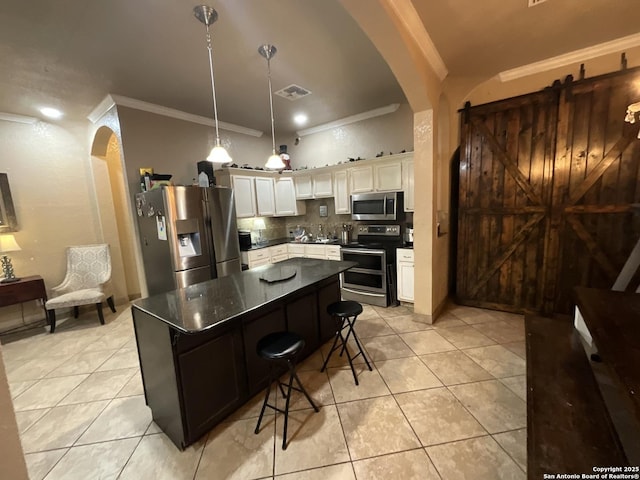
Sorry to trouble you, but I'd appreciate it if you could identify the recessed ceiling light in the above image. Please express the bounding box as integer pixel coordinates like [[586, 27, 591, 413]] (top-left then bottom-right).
[[293, 113, 308, 126], [40, 107, 63, 119]]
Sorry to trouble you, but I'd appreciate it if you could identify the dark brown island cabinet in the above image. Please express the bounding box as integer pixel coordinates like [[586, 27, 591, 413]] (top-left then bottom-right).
[[131, 258, 355, 450]]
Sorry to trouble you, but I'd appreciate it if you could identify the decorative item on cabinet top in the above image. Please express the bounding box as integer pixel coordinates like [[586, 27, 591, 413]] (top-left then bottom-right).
[[0, 173, 18, 233]]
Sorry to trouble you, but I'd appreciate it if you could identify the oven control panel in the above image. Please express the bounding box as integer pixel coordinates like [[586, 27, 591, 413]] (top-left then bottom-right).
[[357, 224, 400, 236]]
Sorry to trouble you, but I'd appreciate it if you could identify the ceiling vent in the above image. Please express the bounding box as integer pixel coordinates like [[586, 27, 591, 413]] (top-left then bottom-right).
[[528, 0, 548, 6], [275, 84, 312, 101]]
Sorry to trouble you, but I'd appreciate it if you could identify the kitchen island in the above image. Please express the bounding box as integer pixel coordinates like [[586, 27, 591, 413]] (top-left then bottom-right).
[[132, 257, 355, 449]]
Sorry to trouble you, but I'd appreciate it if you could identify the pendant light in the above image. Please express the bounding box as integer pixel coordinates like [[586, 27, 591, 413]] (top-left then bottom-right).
[[259, 44, 286, 170], [194, 5, 232, 164]]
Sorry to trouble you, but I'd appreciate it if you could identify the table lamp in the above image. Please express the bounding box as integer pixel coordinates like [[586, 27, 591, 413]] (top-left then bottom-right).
[[254, 218, 267, 246], [0, 234, 21, 283]]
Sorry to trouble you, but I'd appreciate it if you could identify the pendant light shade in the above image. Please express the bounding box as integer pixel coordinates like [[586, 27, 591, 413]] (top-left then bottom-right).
[[259, 44, 285, 170], [194, 5, 232, 164]]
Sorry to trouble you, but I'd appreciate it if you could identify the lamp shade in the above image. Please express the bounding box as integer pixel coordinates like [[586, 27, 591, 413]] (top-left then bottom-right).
[[207, 144, 232, 164], [0, 234, 21, 253], [265, 153, 285, 170], [253, 218, 266, 230]]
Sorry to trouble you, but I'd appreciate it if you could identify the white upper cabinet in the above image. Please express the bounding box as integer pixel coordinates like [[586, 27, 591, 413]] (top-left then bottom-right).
[[349, 165, 374, 193], [375, 161, 403, 192], [313, 172, 333, 197], [403, 159, 414, 212], [294, 175, 313, 199], [274, 177, 305, 216], [333, 170, 351, 214], [254, 177, 276, 216], [230, 175, 257, 218]]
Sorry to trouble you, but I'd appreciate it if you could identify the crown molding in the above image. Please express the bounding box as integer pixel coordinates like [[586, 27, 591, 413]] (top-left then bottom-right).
[[499, 32, 640, 82], [0, 112, 38, 124], [87, 94, 264, 138], [297, 104, 401, 137]]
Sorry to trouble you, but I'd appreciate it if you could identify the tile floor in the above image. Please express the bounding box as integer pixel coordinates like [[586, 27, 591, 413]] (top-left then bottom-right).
[[1, 302, 527, 480]]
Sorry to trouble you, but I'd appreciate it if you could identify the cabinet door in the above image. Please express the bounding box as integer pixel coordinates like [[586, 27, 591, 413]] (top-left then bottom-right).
[[231, 176, 256, 218], [313, 173, 333, 197], [255, 177, 276, 216], [274, 178, 298, 216], [375, 162, 403, 192], [397, 262, 415, 302], [177, 328, 246, 443], [334, 170, 351, 214], [350, 165, 374, 193], [294, 175, 313, 199], [286, 292, 319, 359], [271, 253, 289, 263], [403, 160, 415, 211]]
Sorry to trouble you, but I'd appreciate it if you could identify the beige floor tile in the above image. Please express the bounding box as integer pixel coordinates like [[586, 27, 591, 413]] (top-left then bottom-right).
[[77, 395, 152, 444], [472, 321, 524, 344], [44, 437, 139, 480], [354, 315, 395, 338], [6, 354, 74, 382], [145, 421, 163, 434], [431, 312, 467, 329], [427, 436, 525, 480], [276, 462, 355, 479], [358, 304, 381, 320], [12, 374, 89, 411], [420, 351, 493, 385], [116, 371, 144, 397], [41, 335, 100, 357], [327, 367, 390, 403], [447, 306, 501, 325], [449, 380, 526, 433], [225, 392, 276, 422], [375, 356, 442, 393], [320, 338, 368, 368], [436, 325, 496, 349], [386, 313, 433, 334], [503, 341, 526, 359], [274, 405, 349, 475], [374, 305, 413, 318], [352, 449, 441, 480], [493, 428, 527, 471], [337, 396, 420, 460], [119, 433, 206, 480], [196, 417, 274, 480], [361, 334, 414, 361], [57, 367, 137, 405], [500, 375, 526, 401], [96, 348, 140, 371], [20, 400, 109, 453], [395, 387, 486, 446], [46, 349, 117, 377], [400, 330, 457, 355], [275, 370, 334, 411], [8, 379, 36, 399], [297, 350, 324, 372], [15, 408, 50, 434], [463, 345, 525, 378], [24, 449, 67, 480], [82, 333, 130, 352]]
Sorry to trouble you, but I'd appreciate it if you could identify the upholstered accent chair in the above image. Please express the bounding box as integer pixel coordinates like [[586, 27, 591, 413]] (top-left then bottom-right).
[[45, 244, 116, 333]]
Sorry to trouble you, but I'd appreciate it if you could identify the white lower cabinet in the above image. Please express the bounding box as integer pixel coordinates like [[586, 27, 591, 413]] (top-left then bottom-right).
[[243, 242, 343, 269], [242, 248, 271, 269], [326, 245, 341, 261], [287, 244, 305, 258], [270, 245, 288, 263], [396, 248, 414, 303]]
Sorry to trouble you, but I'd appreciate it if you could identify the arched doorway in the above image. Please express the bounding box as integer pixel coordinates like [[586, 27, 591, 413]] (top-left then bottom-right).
[[90, 126, 141, 303]]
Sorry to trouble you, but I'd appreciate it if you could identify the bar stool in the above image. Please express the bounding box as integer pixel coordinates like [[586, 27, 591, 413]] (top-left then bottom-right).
[[254, 331, 319, 450], [321, 300, 372, 385]]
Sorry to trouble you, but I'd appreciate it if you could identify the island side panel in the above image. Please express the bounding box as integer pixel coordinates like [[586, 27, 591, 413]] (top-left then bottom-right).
[[317, 277, 341, 342], [286, 286, 319, 360], [132, 307, 186, 448]]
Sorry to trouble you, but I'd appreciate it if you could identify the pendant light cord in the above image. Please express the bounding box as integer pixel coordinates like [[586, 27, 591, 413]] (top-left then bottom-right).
[[205, 25, 222, 147], [267, 57, 277, 155]]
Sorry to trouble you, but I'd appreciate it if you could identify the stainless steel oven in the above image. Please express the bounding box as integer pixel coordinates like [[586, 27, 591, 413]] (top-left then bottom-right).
[[351, 192, 403, 221], [340, 225, 402, 307]]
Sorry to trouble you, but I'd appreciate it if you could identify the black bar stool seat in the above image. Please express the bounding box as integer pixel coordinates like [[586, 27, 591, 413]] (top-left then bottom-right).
[[321, 300, 372, 385], [254, 331, 319, 450]]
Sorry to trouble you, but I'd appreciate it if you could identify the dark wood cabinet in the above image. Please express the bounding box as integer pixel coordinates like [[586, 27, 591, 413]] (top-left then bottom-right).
[[0, 275, 47, 318], [286, 288, 319, 359], [317, 279, 340, 342]]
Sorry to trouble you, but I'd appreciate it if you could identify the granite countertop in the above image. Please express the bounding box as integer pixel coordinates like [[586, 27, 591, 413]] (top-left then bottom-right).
[[242, 237, 342, 251], [132, 257, 356, 334]]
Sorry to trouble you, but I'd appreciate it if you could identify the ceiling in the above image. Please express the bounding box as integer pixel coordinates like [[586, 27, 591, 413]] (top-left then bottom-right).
[[0, 0, 639, 137]]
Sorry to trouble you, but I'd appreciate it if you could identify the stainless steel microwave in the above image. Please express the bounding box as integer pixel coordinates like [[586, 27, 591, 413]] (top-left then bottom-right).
[[351, 192, 403, 221]]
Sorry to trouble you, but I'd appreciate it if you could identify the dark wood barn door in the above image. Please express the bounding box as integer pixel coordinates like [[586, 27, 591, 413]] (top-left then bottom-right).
[[457, 68, 640, 315]]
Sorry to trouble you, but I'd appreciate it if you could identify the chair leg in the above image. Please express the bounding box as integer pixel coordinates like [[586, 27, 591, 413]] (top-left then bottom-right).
[[282, 366, 296, 450], [255, 377, 274, 434], [73, 306, 79, 318], [48, 310, 56, 333], [320, 317, 345, 372], [107, 296, 116, 313], [96, 303, 105, 325]]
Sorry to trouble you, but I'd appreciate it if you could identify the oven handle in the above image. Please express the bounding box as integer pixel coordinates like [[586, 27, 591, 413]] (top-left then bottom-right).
[[341, 248, 386, 256], [383, 194, 387, 216], [342, 287, 386, 298]]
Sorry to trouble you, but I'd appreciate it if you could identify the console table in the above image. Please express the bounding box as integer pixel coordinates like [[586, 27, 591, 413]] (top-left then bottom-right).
[[0, 275, 48, 325]]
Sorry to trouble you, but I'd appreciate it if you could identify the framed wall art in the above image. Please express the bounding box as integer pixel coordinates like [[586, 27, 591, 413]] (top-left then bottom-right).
[[0, 173, 18, 233]]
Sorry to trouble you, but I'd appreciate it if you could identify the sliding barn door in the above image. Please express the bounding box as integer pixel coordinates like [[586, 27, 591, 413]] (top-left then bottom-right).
[[457, 68, 640, 315], [457, 91, 558, 313]]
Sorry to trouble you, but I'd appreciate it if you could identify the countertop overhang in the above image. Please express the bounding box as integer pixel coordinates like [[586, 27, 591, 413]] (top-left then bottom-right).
[[132, 258, 356, 334]]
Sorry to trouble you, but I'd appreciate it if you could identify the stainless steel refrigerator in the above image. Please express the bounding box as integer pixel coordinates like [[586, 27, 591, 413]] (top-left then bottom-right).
[[135, 186, 241, 296]]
